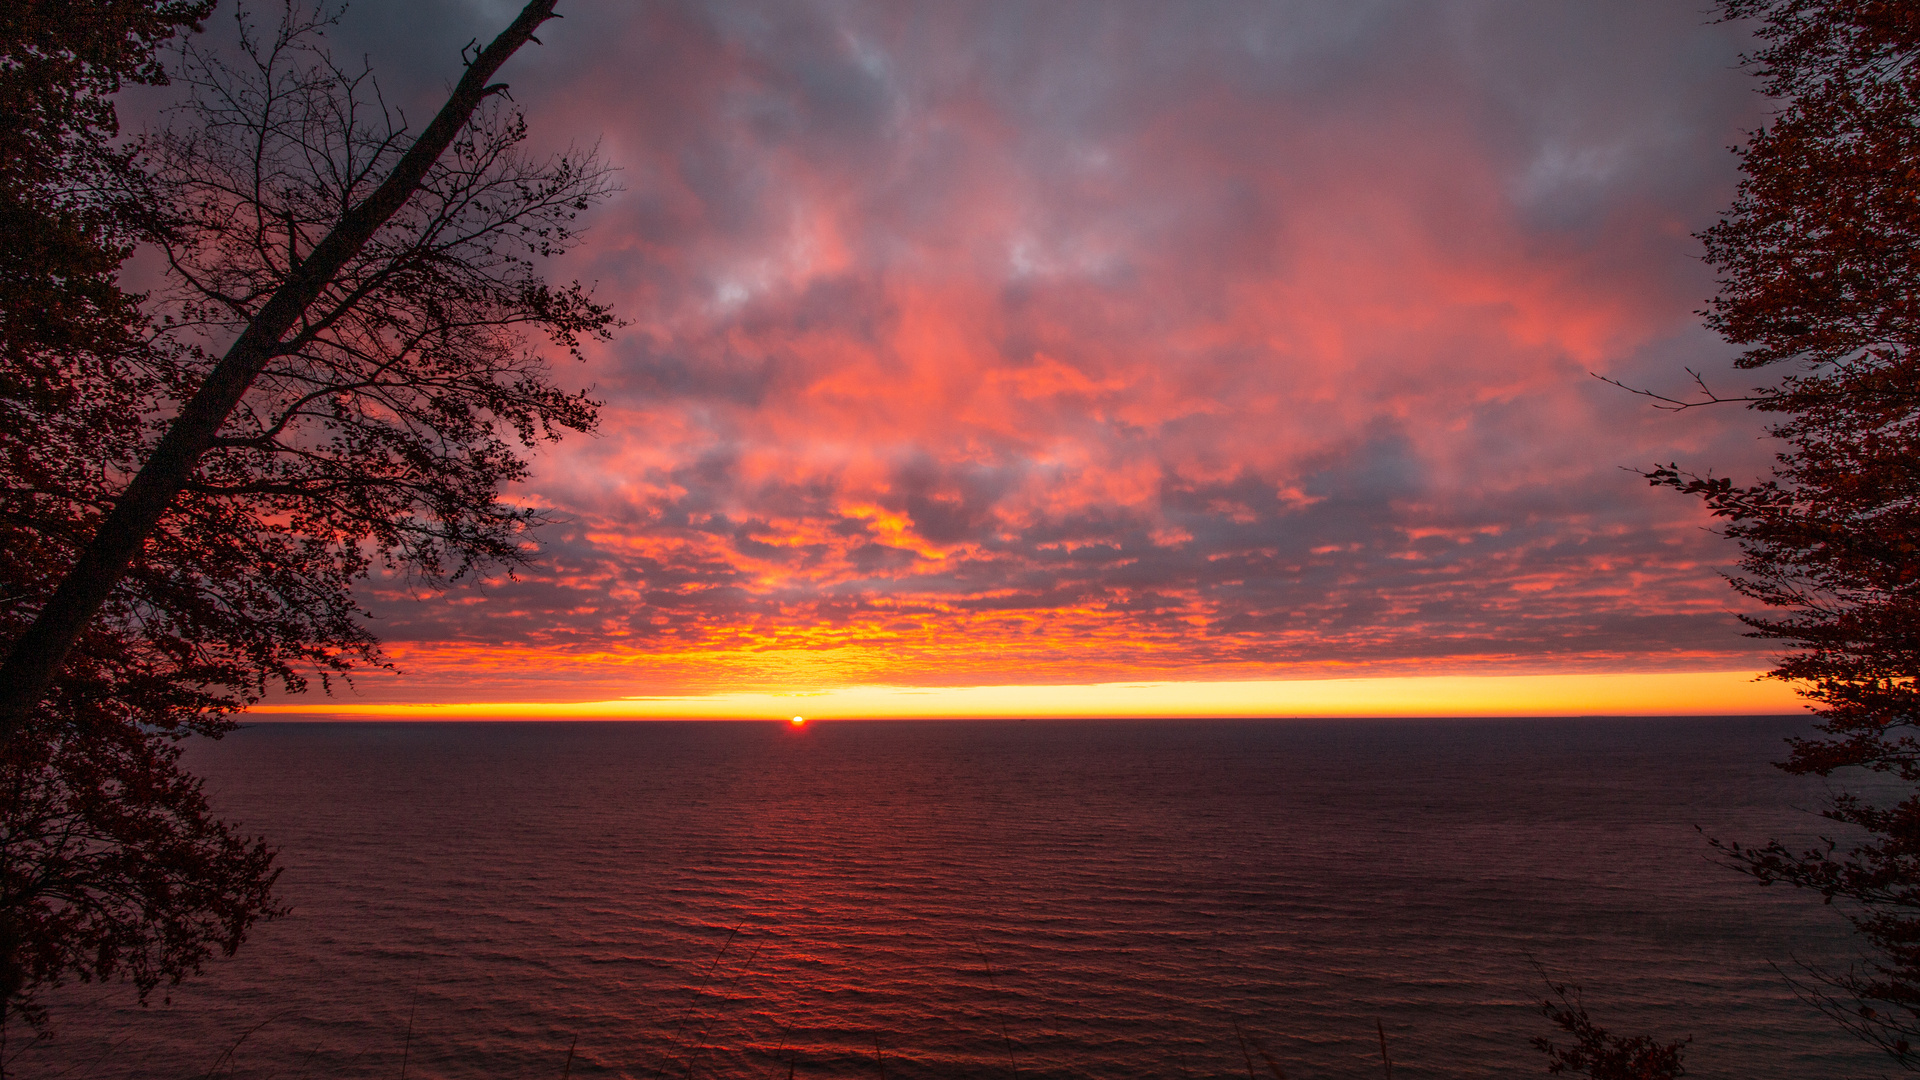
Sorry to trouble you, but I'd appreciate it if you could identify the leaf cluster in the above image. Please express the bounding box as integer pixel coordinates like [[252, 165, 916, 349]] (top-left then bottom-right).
[[1532, 978, 1688, 1080], [0, 723, 281, 1035], [0, 0, 209, 395]]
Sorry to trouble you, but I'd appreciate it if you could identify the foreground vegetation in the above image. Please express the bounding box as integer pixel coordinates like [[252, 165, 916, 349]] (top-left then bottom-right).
[[0, 0, 610, 1033], [0, 0, 1916, 1073], [1644, 1, 1920, 1064]]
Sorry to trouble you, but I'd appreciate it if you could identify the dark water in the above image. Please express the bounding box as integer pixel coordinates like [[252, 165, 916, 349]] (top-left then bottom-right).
[[12, 717, 1894, 1078]]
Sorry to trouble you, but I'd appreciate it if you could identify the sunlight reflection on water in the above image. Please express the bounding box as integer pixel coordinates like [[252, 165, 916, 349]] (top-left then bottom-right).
[[16, 717, 1883, 1079]]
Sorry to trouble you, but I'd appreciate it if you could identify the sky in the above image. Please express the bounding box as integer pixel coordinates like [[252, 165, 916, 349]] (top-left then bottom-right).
[[238, 0, 1811, 718]]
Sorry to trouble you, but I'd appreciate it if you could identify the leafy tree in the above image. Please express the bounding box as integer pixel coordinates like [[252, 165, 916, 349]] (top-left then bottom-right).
[[0, 0, 269, 1036], [0, 723, 280, 1036], [1650, 0, 1920, 1065], [0, 0, 607, 735], [0, 1, 235, 736], [0, 0, 611, 1033]]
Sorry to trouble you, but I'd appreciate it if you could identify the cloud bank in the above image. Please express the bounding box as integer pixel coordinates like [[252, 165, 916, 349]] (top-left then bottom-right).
[[316, 1, 1778, 699]]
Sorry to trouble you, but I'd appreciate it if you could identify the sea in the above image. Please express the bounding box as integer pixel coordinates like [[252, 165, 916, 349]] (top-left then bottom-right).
[[8, 716, 1896, 1079]]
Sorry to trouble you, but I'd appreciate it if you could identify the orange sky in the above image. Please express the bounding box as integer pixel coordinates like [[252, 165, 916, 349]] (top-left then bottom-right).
[[270, 1, 1792, 718], [252, 671, 1804, 721]]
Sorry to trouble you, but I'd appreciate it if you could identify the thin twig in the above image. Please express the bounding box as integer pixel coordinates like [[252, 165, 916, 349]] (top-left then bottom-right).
[[399, 999, 417, 1080], [652, 923, 744, 1080], [1248, 1031, 1289, 1080], [1592, 368, 1764, 410], [682, 936, 766, 1079], [972, 932, 1020, 1077], [202, 1010, 289, 1080], [766, 1021, 797, 1080]]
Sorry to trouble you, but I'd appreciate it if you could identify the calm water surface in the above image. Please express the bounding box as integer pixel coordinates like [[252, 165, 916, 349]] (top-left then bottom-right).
[[13, 717, 1892, 1078]]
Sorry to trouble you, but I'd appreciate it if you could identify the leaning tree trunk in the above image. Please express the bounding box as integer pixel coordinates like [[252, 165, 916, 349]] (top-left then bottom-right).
[[0, 0, 562, 743]]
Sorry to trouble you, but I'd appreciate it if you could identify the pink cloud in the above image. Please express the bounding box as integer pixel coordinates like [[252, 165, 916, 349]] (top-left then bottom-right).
[[323, 1, 1778, 698]]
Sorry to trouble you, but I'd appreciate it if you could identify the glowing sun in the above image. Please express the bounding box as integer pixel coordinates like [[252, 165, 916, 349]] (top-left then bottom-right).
[[790, 716, 806, 726]]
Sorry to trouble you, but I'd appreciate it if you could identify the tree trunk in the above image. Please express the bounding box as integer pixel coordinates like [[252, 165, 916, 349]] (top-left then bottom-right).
[[0, 0, 561, 742]]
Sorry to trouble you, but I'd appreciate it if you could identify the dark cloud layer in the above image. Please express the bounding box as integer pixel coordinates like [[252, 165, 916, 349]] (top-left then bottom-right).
[[300, 1, 1784, 697]]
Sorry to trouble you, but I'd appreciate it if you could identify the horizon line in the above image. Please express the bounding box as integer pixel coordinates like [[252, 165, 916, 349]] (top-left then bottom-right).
[[242, 669, 1808, 722]]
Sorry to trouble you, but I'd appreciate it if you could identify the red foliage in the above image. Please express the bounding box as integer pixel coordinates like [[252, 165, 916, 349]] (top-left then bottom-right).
[[1660, 0, 1920, 1064], [0, 0, 609, 1037]]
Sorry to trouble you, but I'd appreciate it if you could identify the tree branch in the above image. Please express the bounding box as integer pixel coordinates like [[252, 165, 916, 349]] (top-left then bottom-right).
[[0, 0, 563, 742], [1592, 367, 1769, 410]]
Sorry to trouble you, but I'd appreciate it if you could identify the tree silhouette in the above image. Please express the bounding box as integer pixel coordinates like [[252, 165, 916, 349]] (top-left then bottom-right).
[[0, 0, 606, 735], [1654, 0, 1920, 1065], [1533, 975, 1689, 1080], [0, 0, 210, 403], [0, 0, 610, 1032]]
